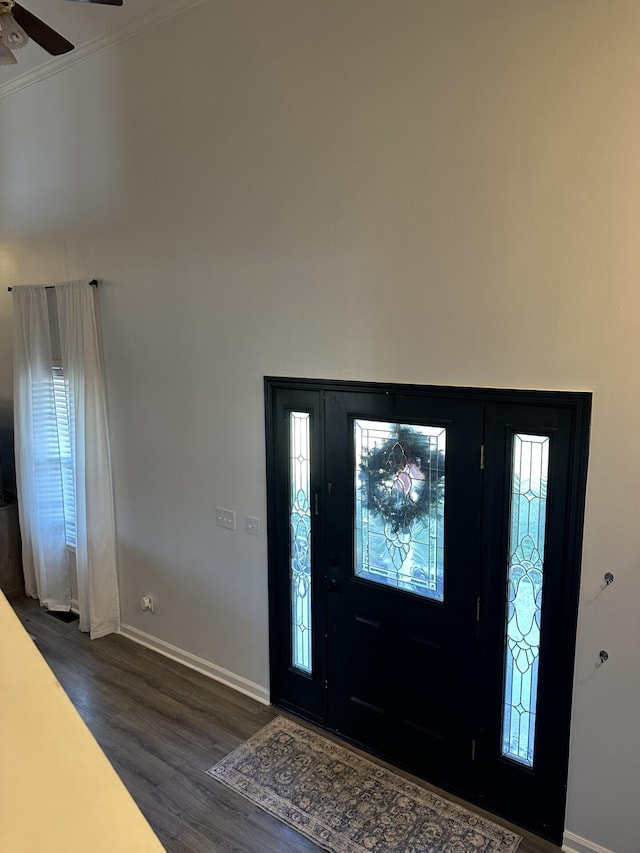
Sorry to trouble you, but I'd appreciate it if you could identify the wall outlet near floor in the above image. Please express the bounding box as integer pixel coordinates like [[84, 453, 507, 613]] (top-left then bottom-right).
[[140, 595, 154, 613], [215, 507, 236, 530], [245, 516, 261, 536]]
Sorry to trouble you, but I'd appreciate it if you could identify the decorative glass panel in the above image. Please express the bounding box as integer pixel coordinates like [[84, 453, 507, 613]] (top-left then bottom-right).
[[290, 412, 312, 674], [354, 420, 446, 601], [502, 433, 549, 766]]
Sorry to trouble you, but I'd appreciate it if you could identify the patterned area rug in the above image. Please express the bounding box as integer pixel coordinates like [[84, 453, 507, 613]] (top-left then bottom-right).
[[207, 717, 521, 853]]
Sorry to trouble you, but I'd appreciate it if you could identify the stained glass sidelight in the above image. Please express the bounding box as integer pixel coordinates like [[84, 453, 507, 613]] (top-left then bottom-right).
[[290, 412, 312, 674], [502, 433, 550, 766], [354, 420, 446, 601]]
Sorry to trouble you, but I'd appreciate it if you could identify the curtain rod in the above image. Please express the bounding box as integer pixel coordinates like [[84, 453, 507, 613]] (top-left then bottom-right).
[[7, 279, 98, 293]]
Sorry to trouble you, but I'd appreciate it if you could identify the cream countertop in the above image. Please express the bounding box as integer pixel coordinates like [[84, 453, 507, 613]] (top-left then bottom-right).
[[0, 592, 165, 852]]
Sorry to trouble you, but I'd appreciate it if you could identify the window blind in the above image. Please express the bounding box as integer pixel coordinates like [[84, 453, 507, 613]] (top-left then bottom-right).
[[52, 363, 76, 549]]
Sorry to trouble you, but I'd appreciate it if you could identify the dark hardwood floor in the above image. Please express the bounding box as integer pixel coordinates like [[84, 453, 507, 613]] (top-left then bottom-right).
[[11, 597, 560, 853]]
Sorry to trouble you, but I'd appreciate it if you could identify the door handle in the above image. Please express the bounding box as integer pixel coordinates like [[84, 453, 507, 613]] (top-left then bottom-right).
[[327, 578, 342, 593]]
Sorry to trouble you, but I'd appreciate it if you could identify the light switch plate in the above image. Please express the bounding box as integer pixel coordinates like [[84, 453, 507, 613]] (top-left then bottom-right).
[[246, 516, 261, 536], [216, 508, 236, 530]]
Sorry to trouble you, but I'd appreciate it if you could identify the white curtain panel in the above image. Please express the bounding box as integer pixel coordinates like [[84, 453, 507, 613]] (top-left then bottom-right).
[[13, 281, 120, 638], [56, 281, 120, 638], [13, 286, 71, 609]]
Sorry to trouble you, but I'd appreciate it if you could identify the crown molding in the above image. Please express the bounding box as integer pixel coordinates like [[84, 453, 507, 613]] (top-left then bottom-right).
[[0, 0, 209, 101]]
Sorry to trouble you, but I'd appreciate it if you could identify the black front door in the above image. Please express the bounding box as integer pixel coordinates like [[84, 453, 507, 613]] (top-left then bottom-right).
[[265, 378, 590, 843], [324, 389, 483, 792]]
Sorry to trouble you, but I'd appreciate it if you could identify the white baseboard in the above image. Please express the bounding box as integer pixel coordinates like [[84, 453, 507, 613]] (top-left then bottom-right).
[[563, 831, 616, 853], [119, 622, 270, 706]]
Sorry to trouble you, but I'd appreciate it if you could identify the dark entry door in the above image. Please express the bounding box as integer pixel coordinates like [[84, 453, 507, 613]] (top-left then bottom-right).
[[324, 390, 484, 791], [265, 378, 590, 843]]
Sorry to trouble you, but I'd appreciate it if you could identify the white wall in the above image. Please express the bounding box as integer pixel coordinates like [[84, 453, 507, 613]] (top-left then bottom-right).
[[1, 2, 639, 850]]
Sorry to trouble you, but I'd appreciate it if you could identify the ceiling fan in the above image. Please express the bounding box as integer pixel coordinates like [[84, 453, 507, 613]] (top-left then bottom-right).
[[0, 0, 123, 66]]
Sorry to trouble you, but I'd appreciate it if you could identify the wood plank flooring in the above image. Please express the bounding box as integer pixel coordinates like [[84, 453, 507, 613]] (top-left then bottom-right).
[[11, 597, 560, 853]]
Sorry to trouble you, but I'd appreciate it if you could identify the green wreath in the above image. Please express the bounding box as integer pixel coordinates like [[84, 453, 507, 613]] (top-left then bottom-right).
[[360, 426, 444, 534]]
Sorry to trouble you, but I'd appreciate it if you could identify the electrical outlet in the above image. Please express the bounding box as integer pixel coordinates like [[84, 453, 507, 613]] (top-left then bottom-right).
[[246, 516, 261, 536], [216, 507, 236, 530], [140, 595, 154, 613]]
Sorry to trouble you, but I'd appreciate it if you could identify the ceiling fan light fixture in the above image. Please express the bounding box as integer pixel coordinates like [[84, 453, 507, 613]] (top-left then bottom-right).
[[0, 11, 29, 50], [0, 0, 124, 66], [0, 36, 16, 64]]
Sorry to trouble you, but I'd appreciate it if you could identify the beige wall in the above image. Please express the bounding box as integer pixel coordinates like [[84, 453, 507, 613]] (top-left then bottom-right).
[[1, 2, 639, 850]]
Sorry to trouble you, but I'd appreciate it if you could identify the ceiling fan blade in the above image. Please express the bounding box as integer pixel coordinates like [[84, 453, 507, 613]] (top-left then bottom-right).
[[66, 1, 124, 6], [12, 4, 74, 56]]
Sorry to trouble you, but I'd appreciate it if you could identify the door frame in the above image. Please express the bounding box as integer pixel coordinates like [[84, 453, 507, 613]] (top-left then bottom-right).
[[265, 376, 591, 842]]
